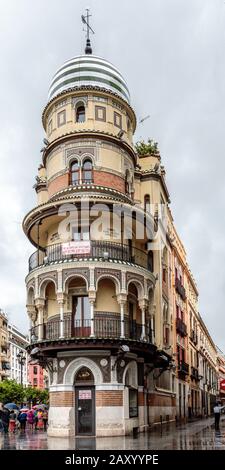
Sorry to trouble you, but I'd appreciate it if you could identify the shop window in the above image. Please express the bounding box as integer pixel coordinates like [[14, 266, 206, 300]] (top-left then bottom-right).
[[129, 388, 138, 418]]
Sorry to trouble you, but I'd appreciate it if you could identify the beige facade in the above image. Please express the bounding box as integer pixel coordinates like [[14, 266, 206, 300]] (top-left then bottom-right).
[[0, 310, 10, 381], [23, 43, 223, 436]]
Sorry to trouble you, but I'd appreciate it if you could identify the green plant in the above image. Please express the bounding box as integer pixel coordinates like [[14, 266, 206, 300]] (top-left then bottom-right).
[[0, 380, 49, 406], [135, 139, 160, 156]]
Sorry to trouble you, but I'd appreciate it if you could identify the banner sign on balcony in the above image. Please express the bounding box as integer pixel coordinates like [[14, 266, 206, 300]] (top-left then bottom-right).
[[79, 390, 92, 400], [62, 241, 91, 255], [220, 379, 225, 391]]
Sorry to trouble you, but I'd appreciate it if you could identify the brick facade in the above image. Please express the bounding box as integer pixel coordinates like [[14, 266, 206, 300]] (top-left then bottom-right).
[[96, 390, 123, 406], [148, 393, 176, 407], [50, 391, 74, 407], [48, 173, 69, 197], [47, 171, 125, 198], [94, 171, 125, 193]]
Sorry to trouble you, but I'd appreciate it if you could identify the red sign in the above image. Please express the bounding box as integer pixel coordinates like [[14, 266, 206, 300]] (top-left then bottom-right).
[[220, 379, 225, 391], [62, 241, 91, 255]]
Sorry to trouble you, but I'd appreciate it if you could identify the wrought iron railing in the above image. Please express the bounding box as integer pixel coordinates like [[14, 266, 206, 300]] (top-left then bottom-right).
[[175, 278, 186, 301], [176, 317, 187, 337], [28, 241, 148, 272], [30, 317, 153, 343], [178, 361, 189, 375]]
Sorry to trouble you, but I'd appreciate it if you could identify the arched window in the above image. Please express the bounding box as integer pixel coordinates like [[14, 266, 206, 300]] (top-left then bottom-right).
[[125, 170, 130, 194], [148, 250, 154, 272], [76, 105, 85, 123], [70, 160, 79, 185], [82, 159, 93, 183], [144, 194, 150, 213]]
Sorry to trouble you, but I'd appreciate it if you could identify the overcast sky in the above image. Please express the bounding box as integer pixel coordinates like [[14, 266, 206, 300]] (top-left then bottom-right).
[[0, 0, 224, 350]]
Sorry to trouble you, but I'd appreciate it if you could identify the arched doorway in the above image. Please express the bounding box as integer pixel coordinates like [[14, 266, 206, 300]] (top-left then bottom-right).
[[75, 367, 95, 436]]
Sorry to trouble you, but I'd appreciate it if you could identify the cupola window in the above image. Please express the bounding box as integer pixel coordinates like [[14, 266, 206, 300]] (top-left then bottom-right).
[[70, 160, 79, 185], [82, 159, 93, 183], [76, 105, 85, 123], [144, 195, 151, 213]]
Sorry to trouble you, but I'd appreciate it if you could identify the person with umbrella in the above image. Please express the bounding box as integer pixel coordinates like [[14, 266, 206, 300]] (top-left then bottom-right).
[[0, 403, 10, 433], [17, 408, 27, 432]]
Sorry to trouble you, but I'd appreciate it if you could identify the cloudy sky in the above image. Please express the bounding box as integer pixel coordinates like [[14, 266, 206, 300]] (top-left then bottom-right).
[[0, 0, 224, 349]]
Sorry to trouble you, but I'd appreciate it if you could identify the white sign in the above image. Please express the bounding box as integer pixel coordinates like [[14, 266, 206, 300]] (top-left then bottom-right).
[[79, 390, 92, 400], [62, 241, 91, 255]]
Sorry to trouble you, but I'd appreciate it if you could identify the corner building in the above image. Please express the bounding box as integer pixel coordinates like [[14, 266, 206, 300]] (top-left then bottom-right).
[[24, 46, 174, 437]]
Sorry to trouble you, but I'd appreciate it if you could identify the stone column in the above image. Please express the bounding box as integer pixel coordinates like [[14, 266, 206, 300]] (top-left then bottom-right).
[[117, 294, 127, 339], [26, 305, 37, 342], [139, 299, 149, 341], [57, 293, 65, 339], [35, 299, 45, 341], [88, 291, 96, 338]]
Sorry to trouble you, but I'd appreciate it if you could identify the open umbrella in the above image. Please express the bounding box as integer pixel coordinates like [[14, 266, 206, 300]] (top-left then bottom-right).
[[20, 408, 29, 412], [32, 404, 47, 410], [4, 403, 19, 410]]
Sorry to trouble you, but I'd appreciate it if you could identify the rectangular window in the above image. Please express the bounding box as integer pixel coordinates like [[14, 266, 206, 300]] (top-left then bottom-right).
[[48, 119, 52, 134], [33, 378, 38, 386], [129, 388, 138, 418], [33, 366, 37, 375], [57, 110, 66, 127], [95, 106, 106, 121], [114, 111, 122, 129]]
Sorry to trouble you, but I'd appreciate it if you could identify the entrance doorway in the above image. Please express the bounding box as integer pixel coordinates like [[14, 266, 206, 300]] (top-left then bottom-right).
[[75, 367, 95, 436]]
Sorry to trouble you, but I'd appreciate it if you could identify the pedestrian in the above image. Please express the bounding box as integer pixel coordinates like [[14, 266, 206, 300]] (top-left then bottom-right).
[[213, 402, 225, 430], [9, 410, 17, 433], [27, 409, 35, 431], [18, 410, 27, 432], [42, 409, 48, 432], [34, 410, 38, 430], [0, 404, 10, 433]]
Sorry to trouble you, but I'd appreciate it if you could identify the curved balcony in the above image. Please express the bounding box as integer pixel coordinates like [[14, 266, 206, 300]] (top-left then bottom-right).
[[28, 240, 152, 272], [30, 317, 153, 344]]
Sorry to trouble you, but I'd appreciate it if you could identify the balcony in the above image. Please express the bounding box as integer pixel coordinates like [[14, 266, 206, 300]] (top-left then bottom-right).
[[28, 241, 150, 272], [1, 341, 9, 352], [30, 317, 153, 344], [176, 317, 187, 337], [175, 278, 186, 301], [191, 366, 200, 381], [178, 361, 189, 375], [190, 329, 198, 345]]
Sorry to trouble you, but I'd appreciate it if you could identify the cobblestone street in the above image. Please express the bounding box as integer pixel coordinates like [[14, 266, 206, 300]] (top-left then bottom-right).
[[1, 417, 225, 450]]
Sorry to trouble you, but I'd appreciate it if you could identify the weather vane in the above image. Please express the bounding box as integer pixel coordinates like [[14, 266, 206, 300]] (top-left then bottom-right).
[[81, 8, 95, 54]]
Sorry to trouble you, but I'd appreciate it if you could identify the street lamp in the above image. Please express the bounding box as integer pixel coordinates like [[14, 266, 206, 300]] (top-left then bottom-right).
[[17, 350, 26, 386]]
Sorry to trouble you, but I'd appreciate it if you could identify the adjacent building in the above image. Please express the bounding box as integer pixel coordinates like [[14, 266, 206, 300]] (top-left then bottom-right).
[[28, 364, 44, 389], [0, 310, 10, 381], [8, 323, 29, 386]]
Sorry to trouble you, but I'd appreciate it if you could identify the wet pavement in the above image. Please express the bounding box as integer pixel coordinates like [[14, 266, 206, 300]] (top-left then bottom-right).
[[1, 417, 225, 450]]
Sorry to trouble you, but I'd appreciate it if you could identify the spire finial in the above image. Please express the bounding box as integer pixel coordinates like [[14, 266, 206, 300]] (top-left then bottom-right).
[[81, 8, 95, 54]]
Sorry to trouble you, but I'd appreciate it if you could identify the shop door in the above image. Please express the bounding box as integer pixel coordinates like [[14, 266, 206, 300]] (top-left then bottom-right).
[[75, 386, 95, 436]]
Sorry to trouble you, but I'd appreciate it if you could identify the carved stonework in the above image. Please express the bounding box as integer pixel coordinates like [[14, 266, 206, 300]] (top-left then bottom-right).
[[126, 272, 144, 285], [95, 268, 121, 284], [62, 268, 90, 289], [27, 279, 35, 291], [38, 271, 58, 294]]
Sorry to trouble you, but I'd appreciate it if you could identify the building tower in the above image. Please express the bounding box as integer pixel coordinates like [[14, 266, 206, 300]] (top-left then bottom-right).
[[24, 12, 173, 437]]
